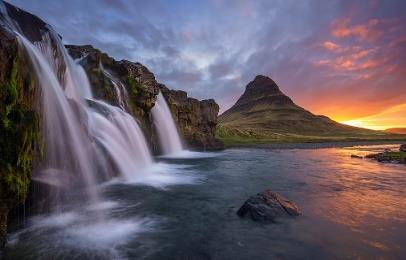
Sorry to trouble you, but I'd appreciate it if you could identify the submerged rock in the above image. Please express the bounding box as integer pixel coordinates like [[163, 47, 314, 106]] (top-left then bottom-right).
[[365, 150, 406, 164], [351, 154, 363, 159], [237, 189, 301, 223]]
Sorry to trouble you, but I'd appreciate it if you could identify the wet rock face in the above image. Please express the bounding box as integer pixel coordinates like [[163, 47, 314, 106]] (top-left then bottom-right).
[[66, 45, 160, 119], [160, 86, 224, 151], [66, 45, 223, 151], [237, 189, 301, 223], [2, 2, 48, 42], [0, 8, 42, 246]]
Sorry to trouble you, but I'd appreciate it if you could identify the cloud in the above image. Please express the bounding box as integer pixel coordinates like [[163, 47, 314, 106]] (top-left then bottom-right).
[[331, 18, 381, 41], [7, 0, 406, 124], [323, 41, 339, 50]]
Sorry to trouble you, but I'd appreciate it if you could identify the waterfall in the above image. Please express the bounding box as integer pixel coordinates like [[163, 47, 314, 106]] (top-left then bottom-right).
[[99, 63, 128, 110], [152, 92, 184, 155], [2, 8, 154, 210], [88, 100, 153, 180], [17, 34, 101, 207]]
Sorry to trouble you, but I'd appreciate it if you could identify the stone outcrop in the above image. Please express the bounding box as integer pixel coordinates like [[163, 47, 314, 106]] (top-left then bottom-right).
[[160, 86, 224, 150], [365, 146, 406, 164], [237, 189, 301, 223], [66, 44, 223, 151]]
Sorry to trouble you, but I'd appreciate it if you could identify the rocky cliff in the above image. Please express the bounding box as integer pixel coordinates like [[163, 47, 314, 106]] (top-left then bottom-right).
[[160, 86, 223, 150], [66, 44, 223, 151], [0, 1, 44, 246]]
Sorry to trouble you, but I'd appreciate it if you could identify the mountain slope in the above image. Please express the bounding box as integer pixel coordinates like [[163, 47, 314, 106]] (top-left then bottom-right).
[[385, 128, 406, 135], [218, 75, 398, 144]]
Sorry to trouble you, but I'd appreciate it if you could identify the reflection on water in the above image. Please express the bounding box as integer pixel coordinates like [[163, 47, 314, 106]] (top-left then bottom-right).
[[5, 143, 406, 259], [305, 145, 406, 255]]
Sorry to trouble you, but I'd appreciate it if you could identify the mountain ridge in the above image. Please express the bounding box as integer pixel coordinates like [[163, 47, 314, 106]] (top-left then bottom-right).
[[217, 75, 401, 145]]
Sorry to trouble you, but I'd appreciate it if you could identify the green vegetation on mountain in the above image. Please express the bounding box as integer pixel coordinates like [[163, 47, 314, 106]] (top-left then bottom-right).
[[217, 75, 405, 146]]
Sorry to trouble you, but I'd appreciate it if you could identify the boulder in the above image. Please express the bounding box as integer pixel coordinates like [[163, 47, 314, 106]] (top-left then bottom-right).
[[400, 144, 406, 152], [237, 189, 301, 223]]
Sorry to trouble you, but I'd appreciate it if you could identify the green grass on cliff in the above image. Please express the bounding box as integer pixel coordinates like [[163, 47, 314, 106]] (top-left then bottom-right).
[[0, 54, 41, 208]]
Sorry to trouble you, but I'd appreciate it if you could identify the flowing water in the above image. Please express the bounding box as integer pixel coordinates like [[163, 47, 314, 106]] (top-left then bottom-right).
[[5, 143, 406, 259], [152, 93, 184, 155], [99, 64, 128, 110]]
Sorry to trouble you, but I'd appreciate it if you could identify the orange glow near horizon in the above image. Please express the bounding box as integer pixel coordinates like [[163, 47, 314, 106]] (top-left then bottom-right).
[[338, 103, 406, 130]]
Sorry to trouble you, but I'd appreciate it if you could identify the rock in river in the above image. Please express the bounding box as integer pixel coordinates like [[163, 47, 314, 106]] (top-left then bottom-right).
[[237, 189, 301, 223]]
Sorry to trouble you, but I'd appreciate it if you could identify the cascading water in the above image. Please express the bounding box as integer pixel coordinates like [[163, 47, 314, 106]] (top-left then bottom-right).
[[152, 92, 184, 155], [1, 5, 154, 212], [88, 100, 153, 180], [17, 33, 101, 208], [99, 63, 128, 110]]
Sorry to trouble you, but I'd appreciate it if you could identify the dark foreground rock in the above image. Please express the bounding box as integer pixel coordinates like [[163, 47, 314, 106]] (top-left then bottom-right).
[[237, 189, 301, 223]]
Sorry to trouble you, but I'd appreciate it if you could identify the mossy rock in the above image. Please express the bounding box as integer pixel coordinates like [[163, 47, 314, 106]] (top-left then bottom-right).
[[0, 49, 42, 245]]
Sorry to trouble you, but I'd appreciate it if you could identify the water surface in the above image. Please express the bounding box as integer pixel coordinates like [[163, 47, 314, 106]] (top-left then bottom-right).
[[5, 143, 406, 259]]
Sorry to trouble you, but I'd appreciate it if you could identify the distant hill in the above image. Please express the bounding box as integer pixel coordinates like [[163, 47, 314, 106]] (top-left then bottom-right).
[[385, 128, 406, 135], [217, 75, 401, 145]]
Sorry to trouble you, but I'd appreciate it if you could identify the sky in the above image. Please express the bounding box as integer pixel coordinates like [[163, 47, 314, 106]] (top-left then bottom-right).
[[8, 0, 406, 130]]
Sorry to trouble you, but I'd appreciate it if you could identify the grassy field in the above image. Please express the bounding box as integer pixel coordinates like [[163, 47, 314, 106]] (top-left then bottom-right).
[[216, 125, 406, 148]]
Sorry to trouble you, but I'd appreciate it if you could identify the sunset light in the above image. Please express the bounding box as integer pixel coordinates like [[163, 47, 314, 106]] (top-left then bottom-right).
[[1, 0, 405, 259], [340, 103, 406, 130]]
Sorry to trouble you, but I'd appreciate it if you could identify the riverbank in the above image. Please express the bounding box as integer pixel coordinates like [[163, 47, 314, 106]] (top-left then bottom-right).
[[219, 139, 406, 150]]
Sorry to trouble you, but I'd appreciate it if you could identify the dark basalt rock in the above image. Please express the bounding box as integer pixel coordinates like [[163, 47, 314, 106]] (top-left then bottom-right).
[[237, 189, 301, 223]]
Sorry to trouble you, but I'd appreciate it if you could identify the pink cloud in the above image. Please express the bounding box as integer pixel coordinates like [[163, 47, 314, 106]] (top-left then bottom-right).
[[323, 41, 339, 50], [331, 18, 381, 41]]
